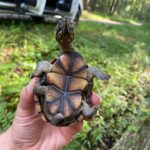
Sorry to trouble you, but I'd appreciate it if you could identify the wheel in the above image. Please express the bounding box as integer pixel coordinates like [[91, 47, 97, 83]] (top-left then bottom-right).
[[31, 16, 44, 22]]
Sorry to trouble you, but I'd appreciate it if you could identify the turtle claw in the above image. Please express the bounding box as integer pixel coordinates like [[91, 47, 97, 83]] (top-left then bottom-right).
[[98, 73, 111, 80], [82, 101, 97, 119], [88, 67, 111, 80], [51, 113, 65, 125]]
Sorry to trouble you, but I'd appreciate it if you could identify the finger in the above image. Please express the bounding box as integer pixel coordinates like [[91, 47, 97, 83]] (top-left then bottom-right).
[[90, 92, 100, 106], [19, 78, 38, 112], [68, 122, 83, 134], [59, 122, 83, 143]]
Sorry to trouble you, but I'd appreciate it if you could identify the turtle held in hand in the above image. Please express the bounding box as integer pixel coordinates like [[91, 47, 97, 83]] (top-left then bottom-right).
[[31, 18, 110, 126]]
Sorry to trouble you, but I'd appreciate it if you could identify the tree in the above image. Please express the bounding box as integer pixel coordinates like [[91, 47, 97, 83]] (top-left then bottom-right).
[[108, 0, 119, 15], [112, 118, 150, 150], [83, 0, 150, 21], [83, 0, 89, 10]]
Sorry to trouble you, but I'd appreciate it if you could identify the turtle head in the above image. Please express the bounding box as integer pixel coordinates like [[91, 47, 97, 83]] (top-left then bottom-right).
[[55, 18, 75, 51]]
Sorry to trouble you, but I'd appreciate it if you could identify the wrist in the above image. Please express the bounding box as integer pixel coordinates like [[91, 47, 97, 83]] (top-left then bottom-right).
[[0, 127, 18, 150]]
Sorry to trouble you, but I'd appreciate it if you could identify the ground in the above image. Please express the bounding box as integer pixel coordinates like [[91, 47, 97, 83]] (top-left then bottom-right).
[[0, 13, 150, 149]]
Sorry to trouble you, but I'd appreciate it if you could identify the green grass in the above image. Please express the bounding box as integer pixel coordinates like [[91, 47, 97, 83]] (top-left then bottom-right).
[[82, 10, 142, 25], [0, 19, 150, 149]]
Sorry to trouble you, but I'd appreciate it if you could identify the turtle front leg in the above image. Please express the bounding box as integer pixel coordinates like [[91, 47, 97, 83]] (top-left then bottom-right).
[[88, 67, 111, 81], [82, 101, 97, 119], [31, 61, 53, 78]]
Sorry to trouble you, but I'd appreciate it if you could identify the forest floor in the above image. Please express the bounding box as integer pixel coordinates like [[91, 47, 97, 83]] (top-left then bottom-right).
[[81, 11, 143, 26]]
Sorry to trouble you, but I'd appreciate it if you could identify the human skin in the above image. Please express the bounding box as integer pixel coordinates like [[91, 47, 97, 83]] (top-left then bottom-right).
[[0, 78, 100, 150]]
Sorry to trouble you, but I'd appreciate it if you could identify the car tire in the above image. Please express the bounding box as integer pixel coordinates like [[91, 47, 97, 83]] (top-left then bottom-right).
[[31, 16, 44, 22], [74, 7, 81, 23]]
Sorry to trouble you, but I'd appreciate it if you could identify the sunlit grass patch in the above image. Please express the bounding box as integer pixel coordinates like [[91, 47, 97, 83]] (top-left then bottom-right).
[[82, 10, 110, 21], [81, 10, 143, 26], [0, 20, 149, 149]]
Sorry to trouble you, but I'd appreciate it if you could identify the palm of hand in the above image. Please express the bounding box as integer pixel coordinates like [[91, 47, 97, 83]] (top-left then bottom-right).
[[11, 78, 99, 150], [13, 111, 80, 150]]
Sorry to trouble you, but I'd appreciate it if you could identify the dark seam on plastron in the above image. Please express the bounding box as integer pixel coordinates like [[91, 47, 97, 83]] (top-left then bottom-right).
[[50, 84, 83, 97], [51, 71, 87, 80], [50, 85, 64, 94], [56, 59, 67, 73], [67, 90, 81, 95], [68, 53, 75, 75], [64, 75, 70, 92], [72, 65, 87, 74], [59, 95, 64, 114], [47, 97, 60, 104], [65, 95, 76, 111]]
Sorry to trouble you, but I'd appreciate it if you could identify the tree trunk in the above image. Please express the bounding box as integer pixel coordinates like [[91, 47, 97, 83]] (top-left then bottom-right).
[[118, 0, 128, 14], [89, 0, 97, 11], [108, 0, 119, 15], [112, 118, 150, 150], [83, 0, 88, 10], [140, 0, 146, 12]]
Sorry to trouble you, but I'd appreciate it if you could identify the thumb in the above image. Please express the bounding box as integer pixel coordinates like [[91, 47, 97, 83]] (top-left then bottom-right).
[[18, 78, 37, 113]]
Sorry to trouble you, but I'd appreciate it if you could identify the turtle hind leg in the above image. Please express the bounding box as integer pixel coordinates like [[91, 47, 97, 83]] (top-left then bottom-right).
[[50, 113, 65, 125], [88, 67, 111, 80], [82, 101, 97, 119]]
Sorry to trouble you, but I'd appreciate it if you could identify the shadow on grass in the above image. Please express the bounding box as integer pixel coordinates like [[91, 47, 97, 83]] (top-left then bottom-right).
[[75, 22, 150, 60]]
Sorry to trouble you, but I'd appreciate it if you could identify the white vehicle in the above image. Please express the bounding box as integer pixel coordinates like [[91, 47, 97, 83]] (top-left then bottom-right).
[[0, 0, 83, 22]]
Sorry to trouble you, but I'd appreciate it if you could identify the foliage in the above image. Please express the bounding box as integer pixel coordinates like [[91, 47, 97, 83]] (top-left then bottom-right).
[[112, 118, 150, 150], [84, 0, 150, 21], [0, 19, 150, 149], [64, 22, 150, 149], [0, 102, 14, 132]]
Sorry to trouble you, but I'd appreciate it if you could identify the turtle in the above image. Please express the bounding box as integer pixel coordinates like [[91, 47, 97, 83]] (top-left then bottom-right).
[[31, 18, 110, 126]]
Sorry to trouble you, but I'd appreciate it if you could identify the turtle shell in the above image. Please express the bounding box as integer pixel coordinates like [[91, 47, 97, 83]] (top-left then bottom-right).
[[39, 51, 88, 123]]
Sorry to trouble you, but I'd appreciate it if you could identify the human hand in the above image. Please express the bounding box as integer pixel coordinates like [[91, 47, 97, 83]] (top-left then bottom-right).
[[0, 78, 100, 150]]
